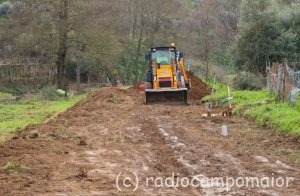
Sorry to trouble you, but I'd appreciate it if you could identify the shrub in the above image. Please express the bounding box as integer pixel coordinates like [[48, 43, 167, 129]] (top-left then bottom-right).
[[2, 86, 25, 95], [0, 1, 12, 17], [40, 86, 60, 100], [233, 71, 264, 90]]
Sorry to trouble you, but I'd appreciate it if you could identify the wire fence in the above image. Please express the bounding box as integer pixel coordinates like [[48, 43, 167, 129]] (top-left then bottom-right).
[[266, 61, 300, 103], [0, 63, 56, 88]]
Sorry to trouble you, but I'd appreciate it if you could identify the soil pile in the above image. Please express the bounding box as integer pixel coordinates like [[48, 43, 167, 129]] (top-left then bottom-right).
[[186, 71, 211, 100], [129, 71, 211, 101], [131, 82, 145, 91]]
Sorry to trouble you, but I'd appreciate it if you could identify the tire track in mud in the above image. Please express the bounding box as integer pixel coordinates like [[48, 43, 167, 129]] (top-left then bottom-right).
[[138, 103, 300, 195], [50, 88, 200, 195], [0, 88, 299, 195], [139, 107, 237, 195], [135, 114, 201, 195], [134, 107, 246, 195]]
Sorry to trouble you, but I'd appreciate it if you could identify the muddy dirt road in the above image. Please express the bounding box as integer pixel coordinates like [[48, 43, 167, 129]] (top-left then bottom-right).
[[0, 88, 299, 195]]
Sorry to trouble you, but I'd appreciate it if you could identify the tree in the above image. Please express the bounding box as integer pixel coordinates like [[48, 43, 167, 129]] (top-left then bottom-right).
[[116, 0, 183, 84], [234, 0, 299, 73], [0, 0, 90, 87], [55, 0, 69, 89], [187, 0, 220, 80], [1, 0, 119, 88]]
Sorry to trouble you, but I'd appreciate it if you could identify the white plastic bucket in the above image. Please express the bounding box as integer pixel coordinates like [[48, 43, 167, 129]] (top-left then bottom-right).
[[221, 125, 228, 137]]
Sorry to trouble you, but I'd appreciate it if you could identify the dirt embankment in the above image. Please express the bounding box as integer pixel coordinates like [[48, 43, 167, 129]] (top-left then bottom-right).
[[186, 71, 211, 101], [0, 87, 299, 195]]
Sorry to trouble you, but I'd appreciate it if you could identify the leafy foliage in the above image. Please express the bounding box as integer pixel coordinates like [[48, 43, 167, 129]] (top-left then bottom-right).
[[0, 1, 12, 17], [234, 0, 300, 73], [233, 71, 264, 90], [0, 0, 298, 86], [40, 86, 61, 101]]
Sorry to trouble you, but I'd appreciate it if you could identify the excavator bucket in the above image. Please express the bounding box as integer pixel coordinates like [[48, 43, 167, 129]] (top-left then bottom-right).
[[145, 88, 188, 105]]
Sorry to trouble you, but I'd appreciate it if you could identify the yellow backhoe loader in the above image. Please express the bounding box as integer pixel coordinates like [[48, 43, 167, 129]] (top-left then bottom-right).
[[145, 44, 191, 104]]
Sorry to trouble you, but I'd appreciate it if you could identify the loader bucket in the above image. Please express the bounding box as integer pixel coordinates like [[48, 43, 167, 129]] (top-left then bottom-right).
[[145, 88, 188, 105]]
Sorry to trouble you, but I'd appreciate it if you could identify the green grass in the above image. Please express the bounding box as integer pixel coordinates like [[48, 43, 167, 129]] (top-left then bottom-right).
[[243, 102, 300, 136], [119, 86, 131, 89], [1, 162, 29, 173], [203, 82, 300, 137], [0, 17, 5, 26], [0, 94, 87, 135], [0, 92, 14, 101]]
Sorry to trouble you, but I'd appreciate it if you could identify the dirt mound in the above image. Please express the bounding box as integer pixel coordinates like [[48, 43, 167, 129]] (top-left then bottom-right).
[[186, 71, 211, 100], [129, 82, 145, 91], [127, 72, 210, 101]]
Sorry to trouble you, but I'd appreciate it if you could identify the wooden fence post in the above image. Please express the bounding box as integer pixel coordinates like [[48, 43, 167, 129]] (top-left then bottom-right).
[[282, 59, 287, 101]]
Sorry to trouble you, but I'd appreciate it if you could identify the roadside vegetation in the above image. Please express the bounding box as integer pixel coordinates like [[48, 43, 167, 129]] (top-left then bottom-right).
[[0, 88, 87, 142], [203, 82, 300, 137]]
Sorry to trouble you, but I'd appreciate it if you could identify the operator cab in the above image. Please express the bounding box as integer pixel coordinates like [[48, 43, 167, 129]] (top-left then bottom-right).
[[150, 47, 176, 65]]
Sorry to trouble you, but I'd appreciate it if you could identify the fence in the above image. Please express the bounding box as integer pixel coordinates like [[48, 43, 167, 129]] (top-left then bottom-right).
[[0, 63, 56, 89], [266, 61, 300, 102], [0, 56, 53, 65]]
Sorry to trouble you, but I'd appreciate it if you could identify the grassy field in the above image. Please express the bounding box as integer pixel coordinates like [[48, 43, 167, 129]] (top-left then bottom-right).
[[0, 94, 87, 142], [203, 82, 300, 137]]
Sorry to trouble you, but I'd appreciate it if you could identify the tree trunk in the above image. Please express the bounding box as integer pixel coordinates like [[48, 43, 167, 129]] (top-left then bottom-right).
[[124, 0, 133, 85], [133, 13, 145, 83], [87, 70, 90, 84], [56, 0, 68, 90], [204, 34, 209, 81], [76, 64, 80, 91], [204, 12, 209, 81], [124, 53, 131, 84]]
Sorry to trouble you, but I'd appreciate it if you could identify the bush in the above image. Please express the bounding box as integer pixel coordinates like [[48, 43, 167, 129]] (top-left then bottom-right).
[[2, 86, 40, 96], [233, 71, 264, 90], [0, 1, 12, 17], [40, 86, 60, 101], [2, 86, 25, 95]]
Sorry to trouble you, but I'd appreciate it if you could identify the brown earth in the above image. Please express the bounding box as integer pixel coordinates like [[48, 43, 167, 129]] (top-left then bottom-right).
[[186, 71, 211, 101], [0, 87, 299, 195]]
